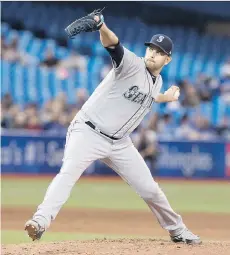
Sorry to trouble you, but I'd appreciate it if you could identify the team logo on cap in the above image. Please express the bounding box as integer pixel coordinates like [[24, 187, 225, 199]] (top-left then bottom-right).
[[157, 36, 164, 42]]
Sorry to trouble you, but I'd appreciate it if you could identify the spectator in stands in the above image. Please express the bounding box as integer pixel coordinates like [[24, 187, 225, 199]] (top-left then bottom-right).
[[215, 116, 230, 140], [43, 113, 66, 133], [179, 80, 200, 107], [1, 35, 37, 65], [8, 104, 21, 118], [175, 114, 200, 140], [1, 36, 8, 59], [55, 92, 69, 112], [57, 50, 87, 73], [3, 36, 21, 63], [74, 88, 89, 110], [25, 116, 43, 131], [58, 113, 70, 129], [40, 48, 59, 68], [1, 104, 21, 129], [221, 58, 230, 78], [219, 58, 230, 104], [48, 95, 68, 117], [132, 126, 160, 173], [165, 99, 183, 116], [1, 93, 13, 110], [1, 108, 11, 128], [39, 93, 69, 126], [195, 73, 218, 102], [40, 99, 55, 124], [23, 103, 43, 131], [148, 112, 159, 131], [13, 112, 27, 129], [157, 113, 175, 139], [193, 115, 217, 140], [69, 107, 79, 122], [24, 103, 39, 119]]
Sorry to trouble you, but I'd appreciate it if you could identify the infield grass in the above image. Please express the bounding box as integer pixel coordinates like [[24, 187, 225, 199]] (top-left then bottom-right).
[[2, 177, 230, 213]]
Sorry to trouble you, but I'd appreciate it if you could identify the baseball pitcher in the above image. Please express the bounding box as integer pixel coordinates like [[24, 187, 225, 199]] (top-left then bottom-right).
[[25, 9, 201, 245]]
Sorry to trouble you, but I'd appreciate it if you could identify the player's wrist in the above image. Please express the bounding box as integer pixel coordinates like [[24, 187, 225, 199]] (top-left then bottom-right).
[[94, 14, 104, 30], [98, 22, 106, 31], [162, 92, 172, 102]]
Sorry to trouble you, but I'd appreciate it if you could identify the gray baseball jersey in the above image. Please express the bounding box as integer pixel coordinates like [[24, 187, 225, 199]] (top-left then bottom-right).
[[81, 46, 163, 139], [32, 45, 186, 239]]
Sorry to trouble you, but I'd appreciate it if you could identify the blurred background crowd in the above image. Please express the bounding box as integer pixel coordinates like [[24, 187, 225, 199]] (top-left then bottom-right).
[[1, 1, 230, 153]]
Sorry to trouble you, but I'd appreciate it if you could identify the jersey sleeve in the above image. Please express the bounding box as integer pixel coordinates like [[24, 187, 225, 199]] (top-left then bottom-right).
[[105, 42, 124, 68], [105, 43, 142, 79]]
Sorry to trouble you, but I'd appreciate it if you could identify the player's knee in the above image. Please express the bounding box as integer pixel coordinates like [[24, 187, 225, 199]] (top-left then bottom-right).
[[139, 183, 161, 202], [140, 190, 157, 202]]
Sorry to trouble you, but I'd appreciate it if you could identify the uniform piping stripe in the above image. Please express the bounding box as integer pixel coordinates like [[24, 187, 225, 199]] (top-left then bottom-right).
[[112, 68, 158, 138]]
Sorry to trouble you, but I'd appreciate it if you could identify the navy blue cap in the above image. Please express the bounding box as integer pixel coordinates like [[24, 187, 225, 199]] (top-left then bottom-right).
[[145, 34, 173, 56]]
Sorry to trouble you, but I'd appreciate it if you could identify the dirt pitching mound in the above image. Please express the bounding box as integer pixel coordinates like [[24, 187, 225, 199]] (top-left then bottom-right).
[[2, 239, 230, 255]]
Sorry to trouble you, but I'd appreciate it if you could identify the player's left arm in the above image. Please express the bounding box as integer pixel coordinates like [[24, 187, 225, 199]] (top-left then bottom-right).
[[155, 85, 180, 103], [98, 23, 124, 68], [96, 16, 139, 72], [98, 22, 119, 47]]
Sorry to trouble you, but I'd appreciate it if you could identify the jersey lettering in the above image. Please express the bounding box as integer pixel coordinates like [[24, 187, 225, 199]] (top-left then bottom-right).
[[123, 86, 148, 105], [123, 86, 139, 99], [138, 94, 147, 105]]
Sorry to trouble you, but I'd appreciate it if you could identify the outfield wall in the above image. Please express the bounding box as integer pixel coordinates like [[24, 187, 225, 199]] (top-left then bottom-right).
[[1, 131, 229, 179]]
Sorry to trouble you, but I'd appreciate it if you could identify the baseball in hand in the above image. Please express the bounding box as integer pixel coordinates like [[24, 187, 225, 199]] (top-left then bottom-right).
[[174, 90, 180, 100]]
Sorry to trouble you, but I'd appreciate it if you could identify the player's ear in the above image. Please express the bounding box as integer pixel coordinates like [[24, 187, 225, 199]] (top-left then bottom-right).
[[164, 56, 172, 66]]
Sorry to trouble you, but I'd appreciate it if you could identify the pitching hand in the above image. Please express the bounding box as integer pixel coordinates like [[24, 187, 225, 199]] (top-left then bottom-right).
[[164, 85, 180, 101]]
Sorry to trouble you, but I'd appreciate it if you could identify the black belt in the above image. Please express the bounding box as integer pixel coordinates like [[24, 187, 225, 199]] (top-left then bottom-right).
[[85, 121, 120, 140]]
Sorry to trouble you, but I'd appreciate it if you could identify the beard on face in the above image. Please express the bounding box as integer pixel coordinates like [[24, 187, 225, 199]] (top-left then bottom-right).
[[145, 58, 163, 72]]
